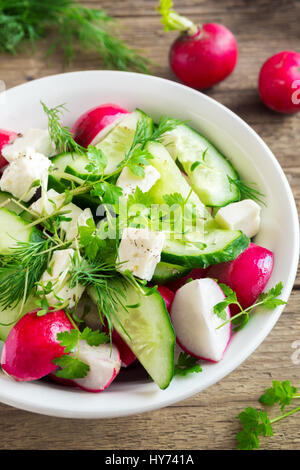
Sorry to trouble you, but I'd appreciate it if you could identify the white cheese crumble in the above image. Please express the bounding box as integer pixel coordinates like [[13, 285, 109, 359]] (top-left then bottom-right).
[[117, 227, 166, 281], [215, 199, 261, 238], [39, 248, 85, 309], [31, 189, 93, 242], [0, 149, 51, 202], [116, 165, 160, 198], [2, 128, 55, 162]]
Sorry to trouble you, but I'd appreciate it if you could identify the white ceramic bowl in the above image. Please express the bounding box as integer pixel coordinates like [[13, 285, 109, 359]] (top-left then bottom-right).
[[0, 71, 298, 418]]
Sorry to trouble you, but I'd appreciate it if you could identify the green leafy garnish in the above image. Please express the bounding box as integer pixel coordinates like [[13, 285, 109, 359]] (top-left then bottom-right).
[[53, 355, 90, 379], [0, 238, 54, 310], [214, 282, 286, 331], [0, 0, 150, 72], [236, 381, 300, 450], [259, 380, 298, 412], [174, 352, 202, 377], [228, 176, 266, 206], [41, 101, 84, 154], [85, 147, 107, 175]]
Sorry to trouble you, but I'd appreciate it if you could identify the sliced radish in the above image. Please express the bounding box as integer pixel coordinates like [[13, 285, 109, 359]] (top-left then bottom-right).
[[171, 278, 231, 362], [72, 103, 129, 147], [166, 268, 207, 292], [70, 341, 121, 392], [103, 322, 136, 368], [1, 309, 73, 381], [0, 129, 18, 169], [157, 286, 175, 313], [207, 242, 274, 314]]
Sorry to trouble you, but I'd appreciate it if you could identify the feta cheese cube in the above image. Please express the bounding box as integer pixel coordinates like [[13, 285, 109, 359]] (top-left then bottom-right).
[[66, 207, 93, 242], [117, 227, 166, 281], [116, 165, 160, 198], [31, 190, 93, 242], [2, 128, 55, 162], [0, 149, 51, 202], [215, 199, 261, 238], [39, 248, 85, 309]]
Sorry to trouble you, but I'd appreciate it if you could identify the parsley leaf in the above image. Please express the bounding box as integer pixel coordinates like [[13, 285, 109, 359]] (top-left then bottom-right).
[[85, 146, 107, 175], [91, 181, 123, 205], [80, 327, 109, 347], [53, 355, 90, 380], [163, 192, 185, 207], [174, 352, 202, 377], [259, 380, 298, 412], [56, 329, 80, 353], [236, 407, 273, 450]]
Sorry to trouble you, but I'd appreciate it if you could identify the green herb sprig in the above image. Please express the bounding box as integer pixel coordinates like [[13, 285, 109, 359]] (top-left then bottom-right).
[[236, 381, 300, 450], [214, 282, 286, 331], [0, 0, 150, 72], [174, 352, 202, 377]]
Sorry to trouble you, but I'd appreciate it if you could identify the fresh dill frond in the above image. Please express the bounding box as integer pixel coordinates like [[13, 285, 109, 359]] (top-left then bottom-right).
[[0, 237, 54, 310], [150, 116, 185, 142], [41, 101, 85, 154], [68, 257, 129, 338], [0, 0, 150, 72], [228, 176, 266, 206]]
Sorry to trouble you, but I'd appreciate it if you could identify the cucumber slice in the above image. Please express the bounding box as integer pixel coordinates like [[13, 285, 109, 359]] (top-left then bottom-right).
[[96, 109, 154, 175], [161, 124, 240, 207], [88, 282, 175, 390], [49, 109, 153, 192], [162, 230, 249, 268], [0, 296, 37, 341], [146, 142, 211, 225], [152, 261, 190, 285], [0, 208, 41, 254], [0, 191, 24, 215]]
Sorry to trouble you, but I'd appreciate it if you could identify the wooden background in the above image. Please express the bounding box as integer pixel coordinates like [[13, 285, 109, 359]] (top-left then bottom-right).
[[0, 0, 299, 450]]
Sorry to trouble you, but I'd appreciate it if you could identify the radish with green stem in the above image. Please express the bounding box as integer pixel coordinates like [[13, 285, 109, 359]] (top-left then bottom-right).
[[157, 0, 238, 89]]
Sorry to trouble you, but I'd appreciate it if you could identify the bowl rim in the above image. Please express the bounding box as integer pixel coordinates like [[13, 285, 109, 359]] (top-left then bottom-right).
[[0, 70, 298, 419]]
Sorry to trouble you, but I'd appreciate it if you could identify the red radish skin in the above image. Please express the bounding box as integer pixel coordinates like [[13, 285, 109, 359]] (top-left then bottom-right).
[[170, 23, 238, 89], [72, 103, 129, 147], [207, 243, 274, 315], [171, 278, 232, 362], [1, 309, 73, 382], [166, 268, 207, 292], [157, 286, 175, 312], [0, 129, 18, 169], [259, 51, 300, 114], [103, 322, 136, 367]]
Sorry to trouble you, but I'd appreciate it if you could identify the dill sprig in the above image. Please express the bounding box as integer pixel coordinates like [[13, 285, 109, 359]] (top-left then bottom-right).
[[41, 101, 85, 154], [0, 237, 54, 310], [0, 0, 150, 72], [68, 257, 129, 338], [228, 176, 266, 206]]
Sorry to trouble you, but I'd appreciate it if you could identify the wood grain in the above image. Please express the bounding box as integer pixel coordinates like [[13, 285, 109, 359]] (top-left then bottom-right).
[[0, 0, 299, 450]]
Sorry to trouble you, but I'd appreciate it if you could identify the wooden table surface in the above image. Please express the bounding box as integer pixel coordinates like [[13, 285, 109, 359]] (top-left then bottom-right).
[[0, 0, 299, 451]]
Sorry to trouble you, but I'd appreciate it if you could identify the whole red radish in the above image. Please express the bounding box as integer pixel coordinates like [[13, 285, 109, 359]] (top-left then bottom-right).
[[0, 129, 18, 169], [258, 51, 300, 113], [158, 1, 238, 89], [1, 309, 73, 382], [72, 103, 129, 147], [207, 243, 274, 314], [157, 285, 175, 312]]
